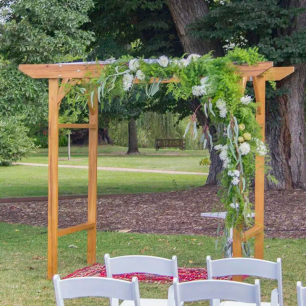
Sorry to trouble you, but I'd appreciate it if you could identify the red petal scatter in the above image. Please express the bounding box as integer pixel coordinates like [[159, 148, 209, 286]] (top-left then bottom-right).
[[64, 264, 239, 283]]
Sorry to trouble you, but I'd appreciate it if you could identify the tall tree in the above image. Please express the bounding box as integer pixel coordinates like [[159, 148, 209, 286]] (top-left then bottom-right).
[[166, 0, 224, 184], [190, 0, 306, 189], [0, 0, 94, 133]]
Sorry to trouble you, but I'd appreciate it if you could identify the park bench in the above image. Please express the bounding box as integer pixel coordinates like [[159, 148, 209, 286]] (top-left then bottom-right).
[[155, 139, 185, 151]]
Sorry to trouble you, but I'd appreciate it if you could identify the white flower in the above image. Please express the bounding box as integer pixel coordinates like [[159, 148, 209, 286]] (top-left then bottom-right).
[[230, 203, 239, 209], [222, 145, 228, 150], [219, 107, 227, 118], [239, 142, 251, 155], [129, 59, 139, 71], [172, 59, 180, 66], [187, 54, 201, 62], [219, 149, 228, 161], [255, 139, 267, 156], [216, 99, 226, 109], [214, 144, 223, 150], [122, 73, 134, 91], [241, 95, 252, 105], [200, 77, 209, 86], [223, 158, 231, 168], [157, 55, 169, 67], [233, 170, 240, 177], [136, 70, 145, 81], [228, 170, 234, 177], [179, 58, 189, 67], [192, 85, 206, 97], [232, 177, 240, 185]]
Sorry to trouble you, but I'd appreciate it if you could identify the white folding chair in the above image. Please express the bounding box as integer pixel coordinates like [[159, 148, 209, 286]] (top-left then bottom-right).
[[297, 282, 306, 306], [105, 254, 179, 306], [173, 278, 261, 306], [206, 256, 283, 306], [53, 274, 140, 306]]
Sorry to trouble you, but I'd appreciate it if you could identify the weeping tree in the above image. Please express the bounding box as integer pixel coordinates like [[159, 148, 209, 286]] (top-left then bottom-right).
[[189, 0, 306, 189]]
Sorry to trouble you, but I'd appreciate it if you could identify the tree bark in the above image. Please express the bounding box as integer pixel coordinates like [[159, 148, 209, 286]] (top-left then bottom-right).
[[266, 0, 306, 189], [266, 65, 306, 189], [167, 0, 224, 184], [127, 118, 140, 155], [166, 0, 223, 56]]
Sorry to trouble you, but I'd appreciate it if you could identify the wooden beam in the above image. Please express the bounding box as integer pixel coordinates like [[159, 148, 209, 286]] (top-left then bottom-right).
[[47, 79, 59, 280], [87, 93, 98, 265], [236, 61, 273, 77], [253, 75, 266, 260], [232, 226, 243, 282], [58, 222, 95, 237], [262, 67, 295, 81], [57, 78, 79, 104], [19, 61, 274, 79], [242, 226, 264, 242], [58, 124, 97, 129]]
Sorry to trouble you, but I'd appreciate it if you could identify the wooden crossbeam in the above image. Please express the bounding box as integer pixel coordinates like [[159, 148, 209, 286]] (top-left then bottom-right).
[[19, 61, 275, 79], [58, 123, 97, 129], [242, 225, 264, 242], [58, 222, 96, 237], [262, 67, 295, 81]]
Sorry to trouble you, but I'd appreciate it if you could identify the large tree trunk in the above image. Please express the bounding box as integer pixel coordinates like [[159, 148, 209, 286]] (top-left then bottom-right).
[[266, 0, 306, 189], [167, 0, 224, 184], [267, 64, 306, 189], [127, 118, 140, 155]]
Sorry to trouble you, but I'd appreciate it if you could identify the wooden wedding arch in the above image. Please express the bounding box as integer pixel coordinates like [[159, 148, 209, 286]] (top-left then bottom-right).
[[19, 61, 294, 279]]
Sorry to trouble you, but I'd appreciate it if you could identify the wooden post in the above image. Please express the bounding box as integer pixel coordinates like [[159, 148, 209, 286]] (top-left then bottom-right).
[[48, 79, 59, 279], [87, 94, 98, 264], [253, 76, 266, 259], [232, 226, 243, 281]]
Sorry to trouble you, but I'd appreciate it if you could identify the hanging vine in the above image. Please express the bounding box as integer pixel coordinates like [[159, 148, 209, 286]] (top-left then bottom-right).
[[79, 47, 268, 236]]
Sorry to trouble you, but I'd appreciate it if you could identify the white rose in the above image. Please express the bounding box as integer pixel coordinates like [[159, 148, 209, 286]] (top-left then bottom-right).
[[223, 158, 231, 168], [241, 95, 252, 105], [216, 99, 226, 109], [136, 70, 145, 81], [157, 55, 169, 67], [179, 58, 189, 67], [228, 170, 234, 177], [129, 59, 139, 71], [192, 85, 205, 97], [233, 170, 240, 177], [230, 203, 239, 209], [122, 73, 134, 91], [231, 177, 240, 185], [255, 139, 267, 156], [187, 54, 201, 62], [219, 149, 228, 161], [219, 107, 227, 118], [214, 144, 223, 150], [239, 142, 251, 155]]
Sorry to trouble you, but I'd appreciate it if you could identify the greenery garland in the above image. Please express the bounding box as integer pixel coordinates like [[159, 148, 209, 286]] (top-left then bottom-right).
[[84, 47, 268, 247]]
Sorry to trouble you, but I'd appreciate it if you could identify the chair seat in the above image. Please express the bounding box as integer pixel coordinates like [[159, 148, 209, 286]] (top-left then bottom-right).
[[121, 298, 169, 306], [221, 302, 276, 306]]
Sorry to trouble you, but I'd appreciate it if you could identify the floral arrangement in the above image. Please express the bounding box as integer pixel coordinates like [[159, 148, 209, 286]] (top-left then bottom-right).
[[86, 47, 267, 237]]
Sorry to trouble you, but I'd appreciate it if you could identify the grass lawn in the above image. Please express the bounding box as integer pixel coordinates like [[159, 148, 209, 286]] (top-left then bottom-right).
[[0, 222, 304, 306], [0, 165, 206, 198], [21, 145, 209, 173]]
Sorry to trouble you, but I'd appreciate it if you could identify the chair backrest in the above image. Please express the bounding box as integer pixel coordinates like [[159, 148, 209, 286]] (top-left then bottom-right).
[[53, 274, 140, 306], [105, 254, 179, 278], [173, 278, 261, 306], [297, 282, 306, 306], [206, 256, 283, 306]]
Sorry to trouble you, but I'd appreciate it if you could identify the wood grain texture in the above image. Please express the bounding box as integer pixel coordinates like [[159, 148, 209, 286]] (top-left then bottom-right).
[[87, 93, 98, 265], [48, 79, 59, 279], [253, 76, 266, 260], [58, 123, 97, 129], [58, 222, 95, 237]]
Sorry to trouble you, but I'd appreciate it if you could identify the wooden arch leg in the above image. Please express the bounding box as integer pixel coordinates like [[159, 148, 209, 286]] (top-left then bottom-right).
[[87, 94, 98, 265], [48, 79, 59, 279], [253, 76, 266, 260]]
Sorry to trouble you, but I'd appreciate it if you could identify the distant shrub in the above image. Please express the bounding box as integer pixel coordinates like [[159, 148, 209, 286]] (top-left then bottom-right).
[[0, 117, 35, 165]]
